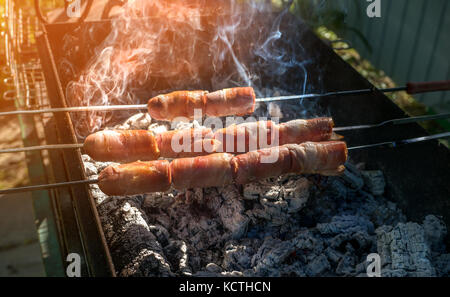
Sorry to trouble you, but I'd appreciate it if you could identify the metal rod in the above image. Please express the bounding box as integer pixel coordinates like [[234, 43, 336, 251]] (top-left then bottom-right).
[[0, 104, 148, 116], [347, 132, 450, 151], [0, 143, 83, 154], [1, 132, 449, 195], [0, 86, 409, 117], [0, 179, 99, 195], [257, 86, 406, 103], [333, 112, 450, 132], [1, 113, 449, 154]]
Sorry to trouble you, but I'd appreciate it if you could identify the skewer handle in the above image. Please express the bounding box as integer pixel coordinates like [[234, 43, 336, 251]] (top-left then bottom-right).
[[406, 80, 450, 94]]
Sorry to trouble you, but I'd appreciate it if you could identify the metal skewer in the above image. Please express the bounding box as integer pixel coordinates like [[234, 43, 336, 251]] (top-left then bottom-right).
[[333, 112, 450, 132], [1, 79, 448, 117], [0, 86, 415, 117], [256, 86, 406, 103], [0, 179, 99, 195], [0, 104, 148, 116], [1, 113, 449, 154], [0, 132, 449, 196], [347, 132, 450, 151], [0, 143, 83, 154]]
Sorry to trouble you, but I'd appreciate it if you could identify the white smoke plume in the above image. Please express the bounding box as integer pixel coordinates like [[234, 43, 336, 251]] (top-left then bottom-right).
[[66, 0, 313, 137]]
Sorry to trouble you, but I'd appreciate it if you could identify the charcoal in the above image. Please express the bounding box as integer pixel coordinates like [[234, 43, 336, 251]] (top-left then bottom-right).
[[222, 239, 259, 271], [165, 240, 191, 275], [251, 236, 294, 276], [148, 122, 169, 134], [361, 170, 385, 196], [422, 215, 447, 254], [83, 161, 98, 176], [242, 183, 261, 200], [305, 254, 330, 276], [376, 222, 436, 277], [341, 163, 364, 190], [205, 262, 223, 273], [326, 178, 348, 199], [115, 113, 152, 130], [335, 252, 356, 276], [316, 215, 374, 235], [433, 254, 450, 277], [325, 247, 343, 265], [218, 186, 249, 239], [97, 197, 174, 277]]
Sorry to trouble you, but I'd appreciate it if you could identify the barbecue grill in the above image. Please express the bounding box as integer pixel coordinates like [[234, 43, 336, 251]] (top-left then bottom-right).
[[3, 1, 449, 276]]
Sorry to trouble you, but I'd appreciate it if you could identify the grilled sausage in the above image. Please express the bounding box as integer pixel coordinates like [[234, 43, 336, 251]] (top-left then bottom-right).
[[97, 141, 347, 196], [147, 87, 256, 121], [214, 118, 334, 154], [170, 153, 234, 190], [84, 118, 335, 162], [83, 130, 160, 163], [278, 117, 334, 144], [214, 120, 279, 154], [286, 141, 347, 176], [231, 145, 291, 184], [147, 90, 208, 121], [84, 128, 220, 162], [156, 128, 216, 158], [232, 141, 347, 184], [98, 160, 171, 196], [205, 87, 256, 117]]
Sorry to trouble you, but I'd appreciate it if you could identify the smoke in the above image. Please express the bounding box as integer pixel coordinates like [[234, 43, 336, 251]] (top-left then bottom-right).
[[66, 0, 316, 137]]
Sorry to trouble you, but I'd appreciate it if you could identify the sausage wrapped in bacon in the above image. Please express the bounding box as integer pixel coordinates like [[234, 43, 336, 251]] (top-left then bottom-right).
[[83, 130, 160, 163], [286, 141, 347, 176], [147, 87, 256, 121], [279, 117, 334, 144], [147, 90, 207, 121], [97, 141, 347, 196], [156, 128, 219, 158], [205, 87, 256, 117], [170, 153, 234, 190], [84, 118, 335, 163], [214, 117, 333, 154], [98, 160, 171, 196]]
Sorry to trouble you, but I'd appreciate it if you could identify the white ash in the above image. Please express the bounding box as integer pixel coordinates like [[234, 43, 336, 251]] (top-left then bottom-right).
[[82, 113, 449, 277]]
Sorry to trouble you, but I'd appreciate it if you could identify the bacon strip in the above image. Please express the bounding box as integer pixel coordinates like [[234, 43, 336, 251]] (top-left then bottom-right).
[[286, 141, 347, 176], [279, 117, 334, 144], [170, 153, 234, 190], [147, 90, 207, 121], [156, 128, 216, 158], [213, 117, 333, 154], [205, 87, 256, 117]]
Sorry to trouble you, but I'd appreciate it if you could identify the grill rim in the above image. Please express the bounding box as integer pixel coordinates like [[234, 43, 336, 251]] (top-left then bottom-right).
[[36, 26, 116, 277]]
